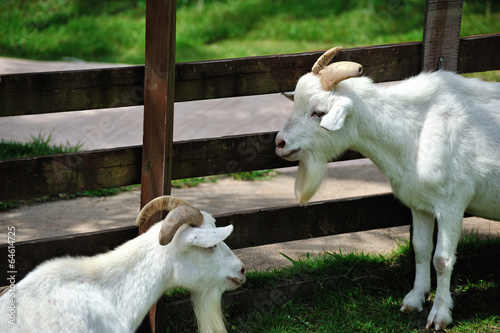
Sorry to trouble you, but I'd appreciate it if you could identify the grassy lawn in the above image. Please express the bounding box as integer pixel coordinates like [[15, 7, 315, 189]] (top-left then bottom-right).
[[1, 0, 498, 64], [0, 134, 82, 159], [165, 235, 500, 332]]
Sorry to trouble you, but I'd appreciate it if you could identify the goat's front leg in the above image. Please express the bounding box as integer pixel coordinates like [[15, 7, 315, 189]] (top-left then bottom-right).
[[401, 209, 434, 313], [426, 212, 463, 330]]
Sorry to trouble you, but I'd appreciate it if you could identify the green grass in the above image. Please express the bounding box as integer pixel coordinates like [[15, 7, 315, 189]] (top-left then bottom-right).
[[230, 169, 278, 181], [0, 133, 82, 160], [171, 176, 219, 189], [1, 0, 498, 64], [165, 235, 500, 332], [171, 170, 277, 188]]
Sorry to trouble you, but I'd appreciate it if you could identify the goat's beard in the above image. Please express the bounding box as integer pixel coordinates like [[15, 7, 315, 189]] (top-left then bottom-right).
[[295, 152, 327, 204], [191, 288, 227, 333]]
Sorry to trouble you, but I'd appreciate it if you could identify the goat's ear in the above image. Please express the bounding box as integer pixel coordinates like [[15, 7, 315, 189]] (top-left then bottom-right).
[[281, 91, 294, 102], [185, 225, 233, 248], [320, 98, 351, 131]]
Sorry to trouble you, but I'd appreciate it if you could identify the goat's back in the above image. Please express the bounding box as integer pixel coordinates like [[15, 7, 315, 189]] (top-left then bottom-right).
[[382, 72, 500, 220], [0, 257, 129, 332]]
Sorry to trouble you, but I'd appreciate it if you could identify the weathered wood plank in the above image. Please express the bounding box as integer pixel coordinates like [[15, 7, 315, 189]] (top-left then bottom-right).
[[0, 146, 142, 200], [458, 34, 500, 74], [0, 193, 410, 282], [1, 36, 498, 117], [171, 132, 293, 177], [0, 43, 422, 116], [173, 42, 422, 102], [0, 133, 364, 201], [218, 193, 411, 249], [0, 66, 145, 116], [421, 0, 464, 71]]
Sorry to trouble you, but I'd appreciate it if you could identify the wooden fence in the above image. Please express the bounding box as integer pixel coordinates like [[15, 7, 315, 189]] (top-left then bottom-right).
[[0, 0, 499, 331]]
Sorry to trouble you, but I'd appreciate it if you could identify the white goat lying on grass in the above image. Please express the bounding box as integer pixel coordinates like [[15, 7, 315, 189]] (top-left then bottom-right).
[[0, 196, 245, 333], [275, 46, 500, 330]]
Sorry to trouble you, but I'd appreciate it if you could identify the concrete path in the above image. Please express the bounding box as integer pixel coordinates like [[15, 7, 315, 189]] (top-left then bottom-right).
[[1, 57, 499, 271]]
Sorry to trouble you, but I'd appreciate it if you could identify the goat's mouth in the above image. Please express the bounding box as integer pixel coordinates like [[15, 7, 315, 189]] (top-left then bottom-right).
[[227, 276, 246, 288], [276, 148, 301, 160]]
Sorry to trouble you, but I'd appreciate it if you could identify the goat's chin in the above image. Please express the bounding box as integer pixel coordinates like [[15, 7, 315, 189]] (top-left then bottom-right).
[[295, 154, 327, 204]]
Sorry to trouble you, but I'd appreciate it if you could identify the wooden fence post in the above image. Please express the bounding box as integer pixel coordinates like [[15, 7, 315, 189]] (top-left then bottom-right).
[[138, 0, 177, 332], [421, 0, 464, 71]]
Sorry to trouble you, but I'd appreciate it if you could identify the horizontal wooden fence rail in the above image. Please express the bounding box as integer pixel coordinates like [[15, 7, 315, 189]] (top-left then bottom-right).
[[458, 34, 500, 73], [0, 132, 364, 201], [0, 193, 410, 282], [1, 35, 498, 117], [0, 146, 142, 201], [0, 42, 418, 116], [216, 193, 411, 248]]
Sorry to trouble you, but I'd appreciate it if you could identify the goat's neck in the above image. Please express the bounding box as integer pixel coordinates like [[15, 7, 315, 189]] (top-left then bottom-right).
[[351, 85, 421, 185], [89, 224, 174, 330]]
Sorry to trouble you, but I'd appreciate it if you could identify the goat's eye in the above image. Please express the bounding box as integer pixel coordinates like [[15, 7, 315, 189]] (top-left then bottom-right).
[[311, 110, 325, 119]]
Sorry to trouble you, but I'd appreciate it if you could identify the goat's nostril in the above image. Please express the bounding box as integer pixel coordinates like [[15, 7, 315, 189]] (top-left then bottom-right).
[[276, 139, 286, 149], [240, 266, 246, 275]]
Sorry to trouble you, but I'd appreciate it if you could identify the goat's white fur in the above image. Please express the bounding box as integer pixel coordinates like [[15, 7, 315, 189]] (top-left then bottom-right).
[[0, 211, 245, 333], [276, 67, 500, 330]]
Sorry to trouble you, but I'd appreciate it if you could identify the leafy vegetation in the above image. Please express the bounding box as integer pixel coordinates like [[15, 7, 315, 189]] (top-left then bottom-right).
[[230, 169, 278, 181], [171, 170, 277, 188], [1, 0, 498, 64], [0, 133, 82, 160]]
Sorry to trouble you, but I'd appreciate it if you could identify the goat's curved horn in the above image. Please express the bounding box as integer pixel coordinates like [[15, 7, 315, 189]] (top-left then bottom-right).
[[136, 195, 191, 227], [312, 46, 363, 91], [136, 195, 204, 246], [159, 205, 203, 245], [318, 61, 363, 91], [311, 46, 343, 75]]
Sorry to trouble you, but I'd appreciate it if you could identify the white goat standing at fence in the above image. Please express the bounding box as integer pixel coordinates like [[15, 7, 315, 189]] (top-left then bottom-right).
[[275, 46, 500, 330], [0, 196, 246, 333]]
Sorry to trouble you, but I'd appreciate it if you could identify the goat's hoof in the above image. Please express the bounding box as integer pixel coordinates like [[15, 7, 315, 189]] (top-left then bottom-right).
[[426, 304, 452, 331], [401, 290, 424, 313], [400, 304, 420, 313]]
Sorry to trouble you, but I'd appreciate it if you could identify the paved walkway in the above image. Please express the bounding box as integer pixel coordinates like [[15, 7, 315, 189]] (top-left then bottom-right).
[[1, 57, 498, 271]]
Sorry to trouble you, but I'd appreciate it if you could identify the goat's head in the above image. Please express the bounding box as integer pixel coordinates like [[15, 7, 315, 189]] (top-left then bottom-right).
[[136, 196, 245, 332], [276, 46, 363, 204], [136, 196, 246, 292]]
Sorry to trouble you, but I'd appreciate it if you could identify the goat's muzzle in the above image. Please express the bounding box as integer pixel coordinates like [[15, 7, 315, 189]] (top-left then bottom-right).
[[227, 265, 246, 288], [275, 135, 301, 160]]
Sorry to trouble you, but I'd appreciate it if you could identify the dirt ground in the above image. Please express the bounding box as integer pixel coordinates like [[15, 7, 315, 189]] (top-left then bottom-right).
[[1, 57, 499, 271]]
